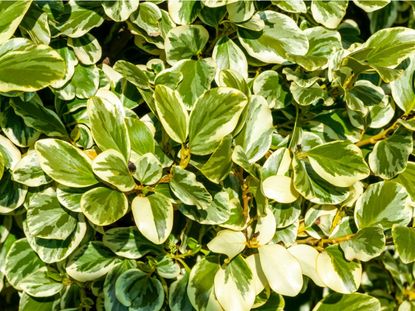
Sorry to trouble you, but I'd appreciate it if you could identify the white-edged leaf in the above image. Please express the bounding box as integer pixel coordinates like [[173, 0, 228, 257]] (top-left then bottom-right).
[[313, 293, 381, 311], [311, 0, 348, 29], [87, 90, 130, 160], [66, 241, 120, 282], [317, 245, 362, 294], [189, 87, 248, 155], [214, 256, 255, 311], [92, 149, 135, 192], [306, 141, 370, 187], [187, 255, 223, 311], [35, 138, 98, 188], [354, 181, 412, 230], [340, 227, 385, 262], [0, 38, 65, 92], [238, 11, 308, 64], [154, 84, 189, 143], [131, 194, 174, 245], [115, 269, 164, 311], [81, 187, 129, 226], [392, 225, 415, 264]]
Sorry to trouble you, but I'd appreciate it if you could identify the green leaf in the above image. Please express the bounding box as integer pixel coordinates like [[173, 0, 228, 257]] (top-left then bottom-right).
[[18, 267, 63, 298], [317, 245, 362, 294], [56, 186, 83, 213], [187, 255, 222, 311], [26, 188, 77, 240], [0, 104, 40, 148], [167, 59, 216, 109], [207, 229, 246, 260], [214, 255, 256, 311], [19, 3, 51, 45], [0, 0, 32, 44], [113, 60, 150, 90], [87, 90, 130, 160], [213, 36, 248, 80], [179, 189, 232, 225], [131, 193, 174, 244], [0, 134, 21, 169], [5, 238, 44, 291], [354, 181, 412, 229], [154, 85, 189, 143], [165, 25, 209, 65], [394, 161, 415, 201], [23, 215, 87, 264], [131, 153, 162, 185], [258, 244, 303, 297], [353, 0, 390, 12], [289, 27, 342, 71], [313, 293, 381, 311], [57, 1, 104, 38], [0, 170, 27, 214], [12, 150, 51, 187], [103, 227, 160, 259], [253, 71, 287, 109], [104, 260, 136, 311], [18, 293, 57, 311], [35, 138, 98, 188], [68, 33, 102, 65], [125, 117, 155, 156], [305, 141, 370, 187], [189, 87, 248, 155], [115, 269, 164, 311], [170, 166, 212, 209], [56, 64, 99, 100], [292, 156, 350, 205], [92, 149, 135, 192], [275, 0, 307, 13], [66, 242, 120, 282], [102, 0, 139, 22], [0, 38, 65, 92], [345, 80, 385, 112], [369, 127, 413, 179], [391, 56, 415, 113], [238, 11, 308, 64], [350, 27, 415, 68], [392, 225, 415, 264], [81, 187, 128, 226], [340, 227, 385, 262], [156, 255, 181, 279], [10, 96, 68, 138], [168, 0, 200, 25], [200, 135, 233, 184], [0, 153, 3, 180], [169, 273, 194, 311], [236, 95, 274, 162], [311, 0, 348, 29]]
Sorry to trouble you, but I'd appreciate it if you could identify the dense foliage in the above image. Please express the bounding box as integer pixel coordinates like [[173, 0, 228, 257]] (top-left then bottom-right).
[[1, 0, 415, 310]]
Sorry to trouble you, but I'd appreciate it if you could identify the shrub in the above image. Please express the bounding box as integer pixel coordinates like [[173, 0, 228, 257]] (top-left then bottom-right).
[[1, 0, 415, 310]]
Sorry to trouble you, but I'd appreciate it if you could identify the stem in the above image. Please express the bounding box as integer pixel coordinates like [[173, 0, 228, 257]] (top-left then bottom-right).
[[355, 120, 399, 147]]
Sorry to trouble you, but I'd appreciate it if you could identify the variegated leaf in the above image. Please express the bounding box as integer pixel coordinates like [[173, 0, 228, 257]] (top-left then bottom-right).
[[35, 138, 98, 188], [189, 87, 248, 155], [0, 0, 32, 44], [12, 150, 51, 187], [131, 193, 174, 245], [92, 149, 135, 192], [66, 242, 120, 282], [311, 0, 348, 29], [207, 230, 246, 260], [81, 187, 128, 226]]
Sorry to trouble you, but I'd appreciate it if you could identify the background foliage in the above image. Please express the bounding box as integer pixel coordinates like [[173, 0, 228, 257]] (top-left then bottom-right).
[[1, 0, 415, 310]]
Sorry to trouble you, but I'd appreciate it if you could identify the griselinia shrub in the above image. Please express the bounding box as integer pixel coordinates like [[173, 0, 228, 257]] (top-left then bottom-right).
[[0, 0, 415, 310]]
